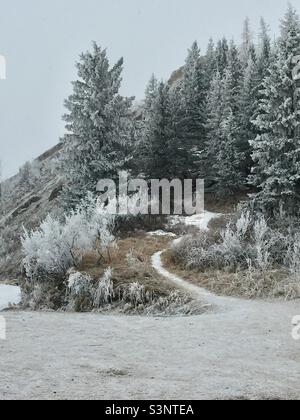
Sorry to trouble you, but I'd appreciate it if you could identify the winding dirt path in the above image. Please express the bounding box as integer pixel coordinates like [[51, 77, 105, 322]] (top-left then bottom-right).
[[152, 212, 238, 307]]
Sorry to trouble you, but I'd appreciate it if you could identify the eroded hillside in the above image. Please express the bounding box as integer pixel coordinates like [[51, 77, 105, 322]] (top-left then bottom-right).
[[0, 144, 64, 281]]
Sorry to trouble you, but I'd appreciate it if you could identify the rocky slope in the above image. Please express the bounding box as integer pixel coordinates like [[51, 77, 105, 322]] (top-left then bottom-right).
[[0, 143, 64, 282]]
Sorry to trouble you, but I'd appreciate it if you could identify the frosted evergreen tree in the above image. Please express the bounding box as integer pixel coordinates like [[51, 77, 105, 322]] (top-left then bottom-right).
[[205, 70, 244, 194], [216, 109, 244, 196], [258, 18, 271, 68], [205, 72, 223, 182], [218, 69, 245, 193], [250, 5, 300, 213], [216, 38, 229, 76], [240, 17, 255, 68], [137, 74, 159, 176], [61, 43, 133, 207], [168, 82, 196, 179], [238, 56, 257, 175], [144, 74, 159, 113], [141, 82, 174, 179], [227, 40, 243, 113], [252, 18, 272, 122], [204, 38, 217, 89], [179, 42, 207, 176]]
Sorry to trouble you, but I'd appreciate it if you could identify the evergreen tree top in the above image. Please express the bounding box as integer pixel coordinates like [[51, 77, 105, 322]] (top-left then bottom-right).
[[279, 4, 300, 56]]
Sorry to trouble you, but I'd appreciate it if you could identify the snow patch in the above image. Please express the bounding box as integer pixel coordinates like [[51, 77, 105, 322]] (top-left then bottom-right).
[[185, 212, 222, 231], [169, 211, 222, 232], [0, 285, 21, 311], [147, 230, 177, 238]]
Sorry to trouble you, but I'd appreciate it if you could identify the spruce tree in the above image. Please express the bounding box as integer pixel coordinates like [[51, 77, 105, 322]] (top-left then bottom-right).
[[227, 40, 243, 113], [204, 38, 217, 89], [179, 42, 207, 176], [252, 18, 272, 123], [250, 5, 300, 213], [205, 72, 223, 183], [238, 56, 257, 176], [240, 18, 255, 68], [205, 70, 244, 195], [141, 82, 174, 180], [61, 43, 133, 207], [216, 38, 229, 76]]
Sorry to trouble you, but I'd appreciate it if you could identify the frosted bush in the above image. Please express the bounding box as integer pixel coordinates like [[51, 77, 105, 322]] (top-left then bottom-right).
[[173, 210, 292, 272], [21, 194, 116, 282], [93, 268, 114, 307], [286, 234, 300, 280], [68, 271, 92, 293], [218, 224, 246, 267], [22, 215, 74, 281], [253, 216, 271, 272], [126, 283, 147, 306], [236, 210, 251, 238], [120, 282, 152, 307], [67, 270, 94, 311]]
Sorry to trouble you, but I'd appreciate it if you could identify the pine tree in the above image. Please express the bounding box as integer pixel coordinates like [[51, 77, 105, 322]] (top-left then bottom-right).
[[250, 5, 300, 213], [205, 70, 244, 195], [61, 43, 133, 207], [205, 72, 223, 183], [216, 108, 244, 196], [238, 56, 257, 176], [204, 38, 217, 89], [178, 42, 207, 176], [227, 40, 243, 113], [252, 18, 272, 122], [240, 17, 254, 68], [144, 74, 159, 113], [141, 81, 174, 179], [216, 38, 229, 76]]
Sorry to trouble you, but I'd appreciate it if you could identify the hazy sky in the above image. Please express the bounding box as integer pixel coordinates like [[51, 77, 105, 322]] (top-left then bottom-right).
[[0, 0, 293, 179]]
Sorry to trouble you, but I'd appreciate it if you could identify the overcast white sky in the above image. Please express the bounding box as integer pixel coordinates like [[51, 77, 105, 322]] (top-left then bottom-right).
[[0, 0, 293, 179]]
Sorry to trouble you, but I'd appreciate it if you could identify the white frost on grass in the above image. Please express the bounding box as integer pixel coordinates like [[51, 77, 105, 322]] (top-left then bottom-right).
[[0, 285, 21, 311]]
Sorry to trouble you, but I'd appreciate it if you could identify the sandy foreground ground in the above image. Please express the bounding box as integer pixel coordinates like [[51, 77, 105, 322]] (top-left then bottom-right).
[[0, 299, 299, 400]]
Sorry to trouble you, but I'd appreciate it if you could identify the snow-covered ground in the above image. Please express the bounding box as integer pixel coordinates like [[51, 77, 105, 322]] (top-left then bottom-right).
[[1, 211, 299, 400], [0, 285, 21, 311], [1, 305, 299, 400]]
